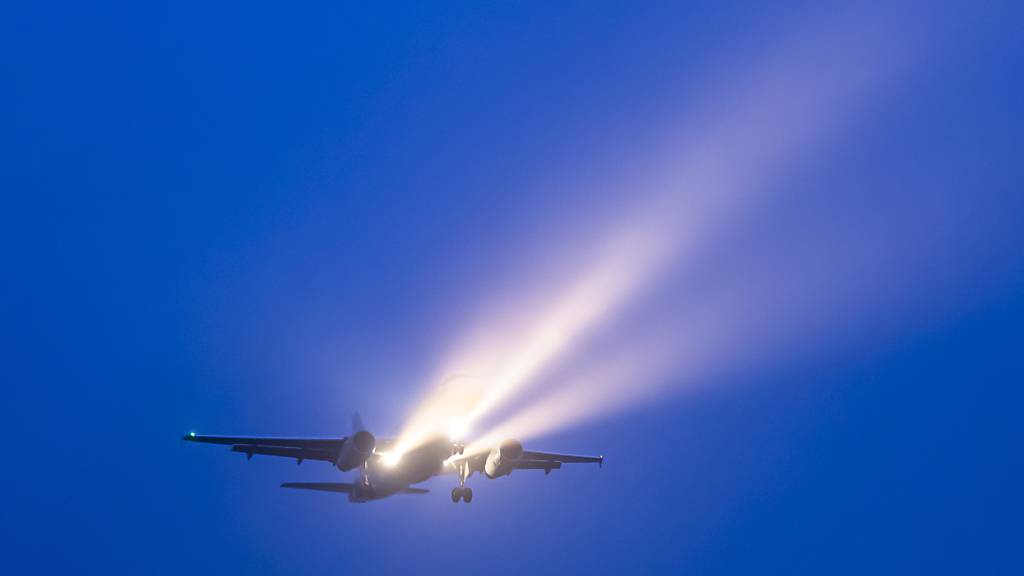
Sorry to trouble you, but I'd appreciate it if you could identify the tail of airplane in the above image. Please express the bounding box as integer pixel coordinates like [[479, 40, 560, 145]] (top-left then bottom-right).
[[280, 482, 428, 495], [351, 411, 365, 433], [281, 482, 429, 503]]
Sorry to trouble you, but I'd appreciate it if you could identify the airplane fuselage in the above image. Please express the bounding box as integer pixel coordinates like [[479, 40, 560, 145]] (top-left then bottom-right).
[[352, 436, 454, 502]]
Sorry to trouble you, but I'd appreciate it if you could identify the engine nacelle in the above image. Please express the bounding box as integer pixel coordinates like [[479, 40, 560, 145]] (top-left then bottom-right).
[[336, 430, 375, 471], [484, 439, 523, 478]]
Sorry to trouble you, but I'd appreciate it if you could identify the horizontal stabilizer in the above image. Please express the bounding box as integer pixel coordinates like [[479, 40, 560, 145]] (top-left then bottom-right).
[[281, 482, 354, 493], [280, 482, 429, 495]]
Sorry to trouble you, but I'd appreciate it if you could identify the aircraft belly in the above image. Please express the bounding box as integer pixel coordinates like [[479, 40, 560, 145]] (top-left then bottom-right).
[[368, 460, 436, 488]]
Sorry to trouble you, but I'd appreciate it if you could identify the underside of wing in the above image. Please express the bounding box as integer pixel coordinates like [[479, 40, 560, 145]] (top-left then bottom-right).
[[513, 460, 563, 473], [230, 444, 337, 463], [184, 433, 346, 464], [521, 450, 604, 466], [451, 447, 603, 476]]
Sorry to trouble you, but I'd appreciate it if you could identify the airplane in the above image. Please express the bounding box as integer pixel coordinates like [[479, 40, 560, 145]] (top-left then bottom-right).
[[182, 414, 603, 503]]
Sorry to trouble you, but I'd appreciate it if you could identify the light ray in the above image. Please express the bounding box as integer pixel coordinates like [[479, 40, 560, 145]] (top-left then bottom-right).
[[389, 12, 911, 456]]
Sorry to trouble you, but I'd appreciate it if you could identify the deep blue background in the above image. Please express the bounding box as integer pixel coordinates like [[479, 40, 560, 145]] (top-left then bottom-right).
[[4, 2, 1023, 574]]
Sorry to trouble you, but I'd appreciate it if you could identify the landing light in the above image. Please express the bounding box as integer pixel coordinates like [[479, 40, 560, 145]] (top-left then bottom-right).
[[378, 451, 402, 467], [189, 432, 196, 437], [446, 420, 468, 441]]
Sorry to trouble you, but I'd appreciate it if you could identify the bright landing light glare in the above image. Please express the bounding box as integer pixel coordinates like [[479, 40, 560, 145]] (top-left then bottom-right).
[[388, 13, 912, 457], [446, 420, 468, 441], [377, 451, 401, 467]]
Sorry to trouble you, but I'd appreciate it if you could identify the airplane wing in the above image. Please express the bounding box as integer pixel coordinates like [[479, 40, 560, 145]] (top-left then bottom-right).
[[509, 450, 602, 474], [183, 433, 346, 464], [520, 450, 603, 467], [452, 448, 603, 474], [513, 460, 562, 472]]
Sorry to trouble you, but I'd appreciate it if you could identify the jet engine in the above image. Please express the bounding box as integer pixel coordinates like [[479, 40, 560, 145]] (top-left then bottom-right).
[[336, 429, 375, 471], [484, 439, 523, 478]]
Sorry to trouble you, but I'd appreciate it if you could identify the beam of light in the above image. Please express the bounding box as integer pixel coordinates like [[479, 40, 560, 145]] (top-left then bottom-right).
[[460, 277, 798, 455], [390, 12, 921, 457], [461, 347, 672, 457], [390, 231, 669, 457]]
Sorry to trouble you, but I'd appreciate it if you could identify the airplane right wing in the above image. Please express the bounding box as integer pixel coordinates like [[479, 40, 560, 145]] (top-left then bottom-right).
[[183, 434, 346, 463], [512, 450, 603, 474]]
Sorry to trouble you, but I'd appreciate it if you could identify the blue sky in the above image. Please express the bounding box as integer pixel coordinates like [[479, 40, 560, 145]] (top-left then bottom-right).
[[4, 1, 1024, 574]]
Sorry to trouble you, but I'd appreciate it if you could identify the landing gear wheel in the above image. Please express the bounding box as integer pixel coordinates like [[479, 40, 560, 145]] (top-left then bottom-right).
[[451, 488, 461, 502], [463, 488, 473, 503]]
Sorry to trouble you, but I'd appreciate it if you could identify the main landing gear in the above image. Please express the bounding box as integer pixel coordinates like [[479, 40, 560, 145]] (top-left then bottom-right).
[[451, 458, 472, 503], [451, 487, 473, 503]]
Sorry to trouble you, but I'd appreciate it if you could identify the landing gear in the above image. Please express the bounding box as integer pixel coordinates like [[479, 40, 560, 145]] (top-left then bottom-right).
[[450, 458, 473, 503], [450, 487, 473, 503]]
